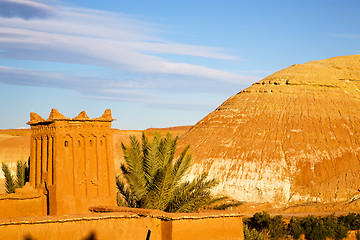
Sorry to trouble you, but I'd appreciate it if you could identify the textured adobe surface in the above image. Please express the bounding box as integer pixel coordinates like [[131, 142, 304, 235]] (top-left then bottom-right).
[[178, 55, 360, 205]]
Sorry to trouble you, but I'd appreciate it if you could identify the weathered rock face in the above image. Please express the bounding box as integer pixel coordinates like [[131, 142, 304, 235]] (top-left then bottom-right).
[[178, 55, 360, 205]]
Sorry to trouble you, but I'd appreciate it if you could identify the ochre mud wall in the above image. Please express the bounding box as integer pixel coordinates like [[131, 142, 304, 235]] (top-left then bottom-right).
[[170, 216, 243, 240], [0, 211, 244, 240], [0, 192, 43, 218]]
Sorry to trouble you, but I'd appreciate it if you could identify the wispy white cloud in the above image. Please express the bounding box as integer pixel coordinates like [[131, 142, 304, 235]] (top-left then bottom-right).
[[0, 65, 170, 107], [0, 65, 95, 90], [0, 65, 141, 92], [326, 32, 360, 39], [0, 1, 254, 83], [0, 0, 260, 112], [0, 65, 256, 113], [0, 0, 56, 19]]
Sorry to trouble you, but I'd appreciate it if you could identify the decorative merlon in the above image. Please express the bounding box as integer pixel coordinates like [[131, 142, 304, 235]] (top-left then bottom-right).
[[27, 108, 114, 125]]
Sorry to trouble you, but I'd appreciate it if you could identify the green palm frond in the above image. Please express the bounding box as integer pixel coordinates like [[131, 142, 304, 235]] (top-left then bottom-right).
[[146, 161, 174, 210], [158, 133, 177, 168], [172, 145, 191, 186], [16, 160, 27, 188], [2, 162, 16, 194], [116, 132, 233, 213], [120, 163, 128, 176], [167, 173, 219, 212], [121, 136, 147, 203], [116, 176, 136, 207], [143, 133, 160, 184]]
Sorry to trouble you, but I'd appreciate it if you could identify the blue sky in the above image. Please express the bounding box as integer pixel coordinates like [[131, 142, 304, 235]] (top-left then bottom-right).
[[0, 0, 359, 129]]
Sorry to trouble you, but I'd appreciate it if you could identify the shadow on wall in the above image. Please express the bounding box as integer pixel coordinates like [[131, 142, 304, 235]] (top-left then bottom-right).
[[23, 230, 152, 240], [23, 231, 152, 239], [24, 231, 98, 240], [146, 230, 151, 240]]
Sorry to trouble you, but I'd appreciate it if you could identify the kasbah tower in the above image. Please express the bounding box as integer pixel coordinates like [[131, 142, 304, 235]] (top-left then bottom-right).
[[27, 108, 117, 215]]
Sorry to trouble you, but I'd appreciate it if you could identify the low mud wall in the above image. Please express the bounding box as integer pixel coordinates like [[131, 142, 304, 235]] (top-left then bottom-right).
[[0, 207, 244, 240], [0, 192, 44, 218]]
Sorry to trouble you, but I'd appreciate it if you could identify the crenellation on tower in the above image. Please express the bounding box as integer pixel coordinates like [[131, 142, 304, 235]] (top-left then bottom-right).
[[27, 109, 117, 215]]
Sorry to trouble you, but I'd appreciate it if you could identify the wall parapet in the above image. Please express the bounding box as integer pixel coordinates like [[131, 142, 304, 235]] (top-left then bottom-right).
[[0, 212, 139, 226], [0, 185, 44, 218], [0, 209, 244, 240], [91, 205, 243, 220], [0, 192, 40, 201]]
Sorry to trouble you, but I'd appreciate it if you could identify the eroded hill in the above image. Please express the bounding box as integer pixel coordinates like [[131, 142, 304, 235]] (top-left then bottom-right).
[[178, 55, 360, 205]]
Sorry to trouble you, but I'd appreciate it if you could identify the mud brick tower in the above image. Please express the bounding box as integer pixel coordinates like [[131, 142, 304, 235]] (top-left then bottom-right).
[[27, 109, 116, 215]]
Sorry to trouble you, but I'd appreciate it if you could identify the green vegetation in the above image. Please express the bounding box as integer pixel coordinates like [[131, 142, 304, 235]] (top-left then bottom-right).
[[244, 212, 360, 240], [2, 162, 16, 193], [1, 160, 29, 193], [116, 132, 240, 212], [15, 160, 29, 188], [246, 212, 286, 240], [338, 212, 360, 230], [243, 223, 267, 240]]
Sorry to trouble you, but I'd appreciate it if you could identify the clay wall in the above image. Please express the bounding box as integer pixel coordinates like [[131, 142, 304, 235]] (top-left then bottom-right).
[[170, 216, 243, 240], [0, 211, 244, 240], [0, 192, 44, 218]]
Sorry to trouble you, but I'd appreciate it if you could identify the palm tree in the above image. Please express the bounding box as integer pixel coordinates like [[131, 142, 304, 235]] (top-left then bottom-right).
[[116, 132, 238, 212], [1, 160, 29, 193], [16, 159, 29, 188], [1, 162, 16, 194]]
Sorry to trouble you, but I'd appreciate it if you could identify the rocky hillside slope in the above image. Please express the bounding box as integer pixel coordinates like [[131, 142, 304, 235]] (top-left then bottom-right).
[[178, 55, 360, 205]]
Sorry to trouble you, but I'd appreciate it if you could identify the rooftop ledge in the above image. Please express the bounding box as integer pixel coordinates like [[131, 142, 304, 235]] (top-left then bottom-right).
[[0, 206, 243, 226], [90, 206, 243, 221]]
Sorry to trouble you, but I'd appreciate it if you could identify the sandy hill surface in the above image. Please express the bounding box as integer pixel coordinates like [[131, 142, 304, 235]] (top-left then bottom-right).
[[178, 54, 360, 207], [146, 125, 192, 132], [0, 129, 31, 166]]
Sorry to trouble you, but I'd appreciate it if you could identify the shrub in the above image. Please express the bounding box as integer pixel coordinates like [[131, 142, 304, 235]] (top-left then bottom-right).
[[322, 214, 348, 240], [288, 214, 348, 240], [243, 223, 267, 240], [338, 212, 360, 230], [268, 215, 286, 240], [246, 212, 350, 240], [300, 215, 328, 240], [287, 217, 304, 240], [248, 211, 271, 231], [247, 212, 286, 240]]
